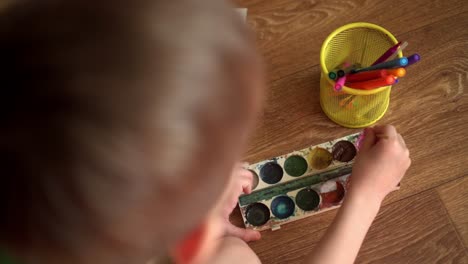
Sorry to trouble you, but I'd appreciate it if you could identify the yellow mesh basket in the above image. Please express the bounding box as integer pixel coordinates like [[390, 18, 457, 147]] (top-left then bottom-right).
[[320, 23, 402, 128]]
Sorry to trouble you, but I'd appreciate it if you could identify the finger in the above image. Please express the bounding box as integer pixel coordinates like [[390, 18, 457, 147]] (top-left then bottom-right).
[[239, 170, 254, 194], [373, 125, 397, 140], [397, 133, 407, 148], [225, 224, 261, 242], [360, 127, 377, 152], [242, 182, 252, 195], [239, 169, 254, 179]]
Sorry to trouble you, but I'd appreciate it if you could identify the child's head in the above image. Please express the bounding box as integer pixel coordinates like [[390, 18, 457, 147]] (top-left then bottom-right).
[[0, 0, 263, 263]]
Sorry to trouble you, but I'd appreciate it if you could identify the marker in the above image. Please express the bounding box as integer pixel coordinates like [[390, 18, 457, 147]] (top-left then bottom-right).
[[347, 69, 388, 83], [338, 63, 359, 77], [348, 75, 395, 90], [328, 71, 337, 80], [372, 41, 402, 65], [404, 53, 421, 67], [352, 57, 408, 74], [386, 41, 409, 61], [334, 75, 347, 91], [386, 68, 406, 77]]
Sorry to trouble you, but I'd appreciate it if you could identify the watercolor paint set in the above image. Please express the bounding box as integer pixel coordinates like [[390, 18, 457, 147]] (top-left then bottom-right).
[[239, 133, 362, 231]]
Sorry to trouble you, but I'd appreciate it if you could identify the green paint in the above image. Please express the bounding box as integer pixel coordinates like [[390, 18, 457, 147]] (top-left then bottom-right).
[[284, 155, 308, 177], [346, 134, 360, 143], [239, 165, 352, 206], [296, 189, 320, 211]]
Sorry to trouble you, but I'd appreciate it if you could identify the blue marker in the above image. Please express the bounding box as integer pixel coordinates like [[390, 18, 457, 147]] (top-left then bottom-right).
[[352, 57, 408, 74]]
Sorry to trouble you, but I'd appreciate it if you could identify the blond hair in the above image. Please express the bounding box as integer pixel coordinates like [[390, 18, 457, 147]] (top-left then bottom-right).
[[0, 0, 261, 262]]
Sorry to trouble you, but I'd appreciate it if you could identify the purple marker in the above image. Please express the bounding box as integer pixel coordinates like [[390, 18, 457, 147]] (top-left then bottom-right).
[[404, 54, 421, 67], [372, 41, 402, 66]]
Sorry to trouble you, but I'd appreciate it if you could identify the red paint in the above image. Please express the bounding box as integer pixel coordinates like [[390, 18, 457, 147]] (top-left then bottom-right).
[[321, 182, 345, 207]]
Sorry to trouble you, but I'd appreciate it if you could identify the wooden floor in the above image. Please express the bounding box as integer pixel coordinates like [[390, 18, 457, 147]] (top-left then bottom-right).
[[231, 0, 468, 263]]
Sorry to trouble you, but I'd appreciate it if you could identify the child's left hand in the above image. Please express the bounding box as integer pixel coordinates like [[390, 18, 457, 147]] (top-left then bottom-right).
[[220, 163, 261, 242]]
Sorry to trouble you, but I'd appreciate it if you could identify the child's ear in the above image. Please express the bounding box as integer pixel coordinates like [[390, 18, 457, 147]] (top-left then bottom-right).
[[171, 222, 208, 264]]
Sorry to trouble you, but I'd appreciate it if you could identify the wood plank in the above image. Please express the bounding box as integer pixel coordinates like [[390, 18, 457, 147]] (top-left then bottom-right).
[[437, 176, 468, 249], [233, 0, 468, 83], [356, 191, 468, 264], [247, 190, 468, 264], [240, 11, 468, 207]]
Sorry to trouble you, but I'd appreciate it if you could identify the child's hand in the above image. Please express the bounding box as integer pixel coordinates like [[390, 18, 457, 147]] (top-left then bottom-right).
[[349, 125, 411, 203], [220, 164, 261, 242]]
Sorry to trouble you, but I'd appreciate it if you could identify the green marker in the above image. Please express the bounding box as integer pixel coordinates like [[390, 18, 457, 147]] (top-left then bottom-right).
[[328, 71, 337, 80]]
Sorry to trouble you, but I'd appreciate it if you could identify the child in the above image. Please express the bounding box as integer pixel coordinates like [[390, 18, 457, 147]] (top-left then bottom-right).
[[0, 0, 411, 264]]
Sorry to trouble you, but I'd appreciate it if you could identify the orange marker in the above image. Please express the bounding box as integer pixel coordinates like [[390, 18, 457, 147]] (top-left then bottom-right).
[[386, 68, 406, 77], [348, 75, 395, 90], [346, 69, 387, 83]]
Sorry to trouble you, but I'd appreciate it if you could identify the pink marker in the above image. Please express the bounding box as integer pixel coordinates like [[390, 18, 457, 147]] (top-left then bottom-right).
[[334, 75, 347, 91], [372, 41, 402, 66], [356, 130, 366, 150]]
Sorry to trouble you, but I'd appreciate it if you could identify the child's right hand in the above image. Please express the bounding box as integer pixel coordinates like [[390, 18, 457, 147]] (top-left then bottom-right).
[[348, 125, 411, 203]]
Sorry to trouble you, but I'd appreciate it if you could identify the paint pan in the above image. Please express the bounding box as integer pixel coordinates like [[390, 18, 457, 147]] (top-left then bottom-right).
[[249, 170, 259, 190], [320, 181, 345, 207], [295, 188, 321, 211], [271, 196, 295, 219], [239, 132, 364, 231], [284, 155, 308, 177], [308, 147, 333, 170], [259, 162, 283, 184], [332, 141, 357, 162], [245, 203, 270, 227]]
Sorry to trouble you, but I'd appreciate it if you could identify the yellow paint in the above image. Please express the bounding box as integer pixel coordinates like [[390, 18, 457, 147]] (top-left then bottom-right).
[[308, 148, 333, 170]]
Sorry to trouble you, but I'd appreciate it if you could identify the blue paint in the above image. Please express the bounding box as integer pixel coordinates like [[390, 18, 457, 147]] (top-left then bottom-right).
[[271, 196, 295, 219]]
